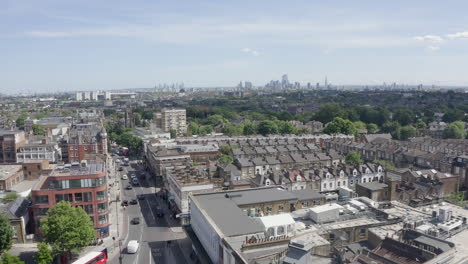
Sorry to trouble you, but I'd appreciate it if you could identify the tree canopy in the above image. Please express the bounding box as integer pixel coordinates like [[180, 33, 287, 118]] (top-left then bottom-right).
[[443, 121, 466, 139], [32, 124, 46, 136], [0, 253, 24, 264], [0, 214, 13, 256], [40, 201, 96, 259], [34, 243, 53, 264], [323, 117, 357, 135], [345, 152, 363, 165]]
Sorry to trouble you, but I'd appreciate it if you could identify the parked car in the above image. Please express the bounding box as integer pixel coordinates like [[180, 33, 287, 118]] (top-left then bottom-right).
[[137, 194, 145, 200], [127, 240, 139, 254], [130, 173, 136, 179], [130, 199, 138, 205], [121, 174, 128, 180], [156, 207, 164, 217], [125, 185, 133, 190], [131, 217, 140, 225], [132, 178, 139, 185], [118, 167, 124, 171], [115, 159, 121, 163], [121, 200, 128, 206]]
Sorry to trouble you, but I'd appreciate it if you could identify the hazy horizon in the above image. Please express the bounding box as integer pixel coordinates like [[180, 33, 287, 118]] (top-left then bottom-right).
[[2, 0, 468, 93]]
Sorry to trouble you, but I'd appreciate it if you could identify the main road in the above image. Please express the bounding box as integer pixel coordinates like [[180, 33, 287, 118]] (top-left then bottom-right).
[[108, 158, 193, 264]]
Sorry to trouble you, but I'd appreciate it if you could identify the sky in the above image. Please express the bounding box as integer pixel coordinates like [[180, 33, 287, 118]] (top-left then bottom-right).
[[2, 0, 468, 94]]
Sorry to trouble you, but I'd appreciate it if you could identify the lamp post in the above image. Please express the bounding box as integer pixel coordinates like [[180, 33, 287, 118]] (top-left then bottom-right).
[[118, 240, 123, 264]]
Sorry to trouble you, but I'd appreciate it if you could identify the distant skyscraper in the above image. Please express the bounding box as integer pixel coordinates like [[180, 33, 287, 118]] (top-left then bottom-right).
[[324, 76, 328, 89], [281, 74, 289, 89], [244, 81, 253, 90]]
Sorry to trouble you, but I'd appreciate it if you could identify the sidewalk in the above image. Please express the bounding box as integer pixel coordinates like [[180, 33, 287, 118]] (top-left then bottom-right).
[[77, 157, 127, 261]]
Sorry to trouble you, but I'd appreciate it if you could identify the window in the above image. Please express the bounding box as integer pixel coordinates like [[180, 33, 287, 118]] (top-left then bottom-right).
[[266, 227, 275, 237], [83, 192, 92, 202], [337, 181, 341, 187], [35, 195, 49, 205], [343, 181, 346, 186], [323, 183, 326, 189], [55, 193, 73, 202], [98, 215, 108, 225], [277, 226, 285, 236], [359, 228, 366, 238], [84, 204, 93, 214], [266, 206, 273, 215], [97, 202, 108, 213], [96, 191, 106, 201], [75, 193, 83, 202], [363, 178, 367, 183], [278, 205, 284, 212], [329, 182, 333, 188]]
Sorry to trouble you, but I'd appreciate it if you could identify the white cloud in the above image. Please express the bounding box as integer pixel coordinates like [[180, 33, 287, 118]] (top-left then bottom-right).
[[413, 35, 444, 44], [446, 31, 468, 39], [241, 48, 259, 56], [426, 46, 440, 51]]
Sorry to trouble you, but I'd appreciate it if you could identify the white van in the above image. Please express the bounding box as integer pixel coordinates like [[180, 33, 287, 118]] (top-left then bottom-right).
[[127, 240, 139, 254]]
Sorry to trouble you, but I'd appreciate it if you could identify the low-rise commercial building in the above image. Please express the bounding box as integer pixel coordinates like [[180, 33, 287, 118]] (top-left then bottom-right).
[[0, 130, 26, 163], [0, 165, 24, 192], [31, 161, 110, 237]]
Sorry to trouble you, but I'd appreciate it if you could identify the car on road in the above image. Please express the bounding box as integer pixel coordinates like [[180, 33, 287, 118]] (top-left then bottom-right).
[[125, 185, 133, 190], [131, 217, 140, 225], [130, 199, 138, 205], [121, 174, 128, 180], [121, 200, 128, 206], [130, 173, 136, 179], [127, 240, 139, 254], [115, 159, 121, 163], [137, 194, 145, 200], [156, 207, 164, 217], [132, 178, 139, 185], [118, 166, 124, 171]]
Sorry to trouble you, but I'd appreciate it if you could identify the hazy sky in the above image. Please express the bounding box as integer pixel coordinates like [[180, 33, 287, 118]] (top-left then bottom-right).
[[2, 0, 468, 93]]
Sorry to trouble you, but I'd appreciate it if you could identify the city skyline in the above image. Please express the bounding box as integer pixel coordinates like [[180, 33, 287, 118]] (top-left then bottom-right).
[[2, 0, 468, 93]]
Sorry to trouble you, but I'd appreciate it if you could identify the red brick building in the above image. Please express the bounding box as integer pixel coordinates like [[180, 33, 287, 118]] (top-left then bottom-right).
[[0, 130, 26, 163], [22, 160, 52, 180], [67, 123, 108, 163], [31, 162, 110, 237]]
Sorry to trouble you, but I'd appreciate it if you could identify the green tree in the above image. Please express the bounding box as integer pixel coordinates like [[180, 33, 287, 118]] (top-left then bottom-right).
[[188, 122, 199, 136], [314, 103, 347, 124], [34, 243, 53, 264], [170, 129, 177, 139], [242, 121, 257, 135], [353, 121, 367, 130], [40, 201, 96, 260], [443, 121, 466, 139], [323, 117, 357, 135], [1, 193, 19, 203], [205, 114, 226, 126], [222, 123, 243, 136], [103, 109, 115, 117], [393, 109, 415, 126], [415, 120, 427, 129], [443, 109, 465, 123], [258, 120, 279, 135], [0, 214, 14, 256], [133, 112, 142, 127], [219, 154, 234, 164], [398, 125, 417, 140], [199, 125, 213, 135], [15, 117, 26, 128], [366, 123, 379, 133], [0, 253, 24, 264], [278, 111, 293, 121], [277, 121, 298, 134], [32, 124, 46, 136], [345, 152, 363, 165], [219, 145, 232, 156]]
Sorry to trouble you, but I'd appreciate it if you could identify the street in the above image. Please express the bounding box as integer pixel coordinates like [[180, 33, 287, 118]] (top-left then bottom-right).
[[109, 158, 193, 264]]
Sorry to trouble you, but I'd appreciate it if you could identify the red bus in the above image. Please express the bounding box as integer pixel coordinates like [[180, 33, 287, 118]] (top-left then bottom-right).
[[71, 249, 108, 264]]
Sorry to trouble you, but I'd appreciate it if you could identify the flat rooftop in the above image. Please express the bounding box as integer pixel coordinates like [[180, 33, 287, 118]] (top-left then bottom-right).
[[51, 162, 104, 177], [0, 165, 23, 180], [192, 187, 298, 237]]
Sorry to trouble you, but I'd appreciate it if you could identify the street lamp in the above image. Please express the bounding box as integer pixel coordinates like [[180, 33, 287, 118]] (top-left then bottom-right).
[[118, 240, 123, 264]]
